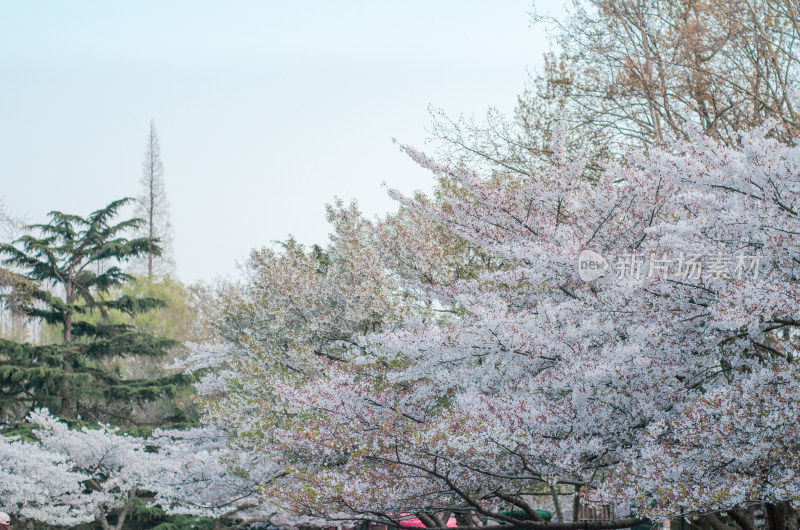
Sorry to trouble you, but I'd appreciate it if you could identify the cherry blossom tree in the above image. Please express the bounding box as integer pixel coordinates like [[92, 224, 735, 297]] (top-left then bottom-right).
[[170, 200, 417, 528], [0, 434, 92, 527], [181, 199, 406, 444], [27, 409, 157, 530], [205, 119, 800, 530], [148, 426, 284, 529], [0, 412, 290, 530], [0, 409, 159, 528]]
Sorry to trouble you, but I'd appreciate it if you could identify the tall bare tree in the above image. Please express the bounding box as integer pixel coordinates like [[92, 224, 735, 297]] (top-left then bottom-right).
[[431, 0, 800, 179], [548, 0, 800, 147], [135, 120, 175, 278], [0, 200, 34, 342]]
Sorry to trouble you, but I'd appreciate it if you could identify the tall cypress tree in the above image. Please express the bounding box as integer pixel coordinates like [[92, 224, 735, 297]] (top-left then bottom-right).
[[0, 198, 190, 424]]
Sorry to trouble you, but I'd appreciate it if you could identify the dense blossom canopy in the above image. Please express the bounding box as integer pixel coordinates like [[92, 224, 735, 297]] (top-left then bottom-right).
[[196, 121, 800, 529], [2, 122, 799, 530]]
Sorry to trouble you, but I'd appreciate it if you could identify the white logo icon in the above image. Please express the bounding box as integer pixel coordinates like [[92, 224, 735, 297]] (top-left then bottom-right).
[[577, 250, 609, 281]]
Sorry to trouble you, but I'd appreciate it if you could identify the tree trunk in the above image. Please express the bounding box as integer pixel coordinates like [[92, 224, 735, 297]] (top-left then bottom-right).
[[766, 503, 789, 530], [59, 308, 73, 416], [572, 486, 582, 523], [454, 512, 474, 528], [63, 310, 71, 343], [113, 489, 137, 530], [728, 508, 756, 530], [550, 484, 564, 522], [418, 514, 439, 528], [58, 378, 71, 416]]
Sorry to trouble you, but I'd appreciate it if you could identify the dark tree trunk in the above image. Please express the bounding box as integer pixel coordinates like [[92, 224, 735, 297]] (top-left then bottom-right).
[[63, 310, 72, 343], [766, 503, 789, 530], [60, 307, 73, 416]]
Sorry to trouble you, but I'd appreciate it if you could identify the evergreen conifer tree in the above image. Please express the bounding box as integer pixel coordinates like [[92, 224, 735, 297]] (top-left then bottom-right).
[[0, 198, 190, 425]]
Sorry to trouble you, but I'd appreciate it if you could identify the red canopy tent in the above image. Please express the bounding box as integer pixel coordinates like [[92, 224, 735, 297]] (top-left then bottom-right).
[[398, 516, 458, 528]]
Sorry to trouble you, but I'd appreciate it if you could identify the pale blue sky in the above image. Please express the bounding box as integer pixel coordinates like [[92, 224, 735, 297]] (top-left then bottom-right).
[[0, 1, 565, 282]]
